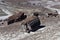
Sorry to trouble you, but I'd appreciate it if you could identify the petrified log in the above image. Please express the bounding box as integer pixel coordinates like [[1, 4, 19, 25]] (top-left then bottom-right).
[[21, 16, 40, 33]]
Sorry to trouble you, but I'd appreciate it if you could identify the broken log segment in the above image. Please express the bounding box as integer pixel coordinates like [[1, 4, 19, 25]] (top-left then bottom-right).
[[21, 16, 40, 33], [8, 11, 26, 25]]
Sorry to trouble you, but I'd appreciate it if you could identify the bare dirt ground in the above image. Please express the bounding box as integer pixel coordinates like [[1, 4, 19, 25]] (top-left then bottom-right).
[[0, 9, 8, 16], [0, 0, 60, 40], [0, 14, 60, 40], [0, 4, 60, 40], [51, 5, 60, 9]]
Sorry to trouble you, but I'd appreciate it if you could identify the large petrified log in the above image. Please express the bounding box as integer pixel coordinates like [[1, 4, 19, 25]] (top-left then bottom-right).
[[21, 15, 40, 33], [8, 11, 26, 25]]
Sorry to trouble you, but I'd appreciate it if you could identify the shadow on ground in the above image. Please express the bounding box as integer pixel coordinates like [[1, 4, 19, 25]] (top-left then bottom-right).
[[31, 25, 45, 32]]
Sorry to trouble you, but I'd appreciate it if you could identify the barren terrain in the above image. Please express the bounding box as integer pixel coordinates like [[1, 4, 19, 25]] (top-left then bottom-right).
[[0, 0, 60, 40]]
